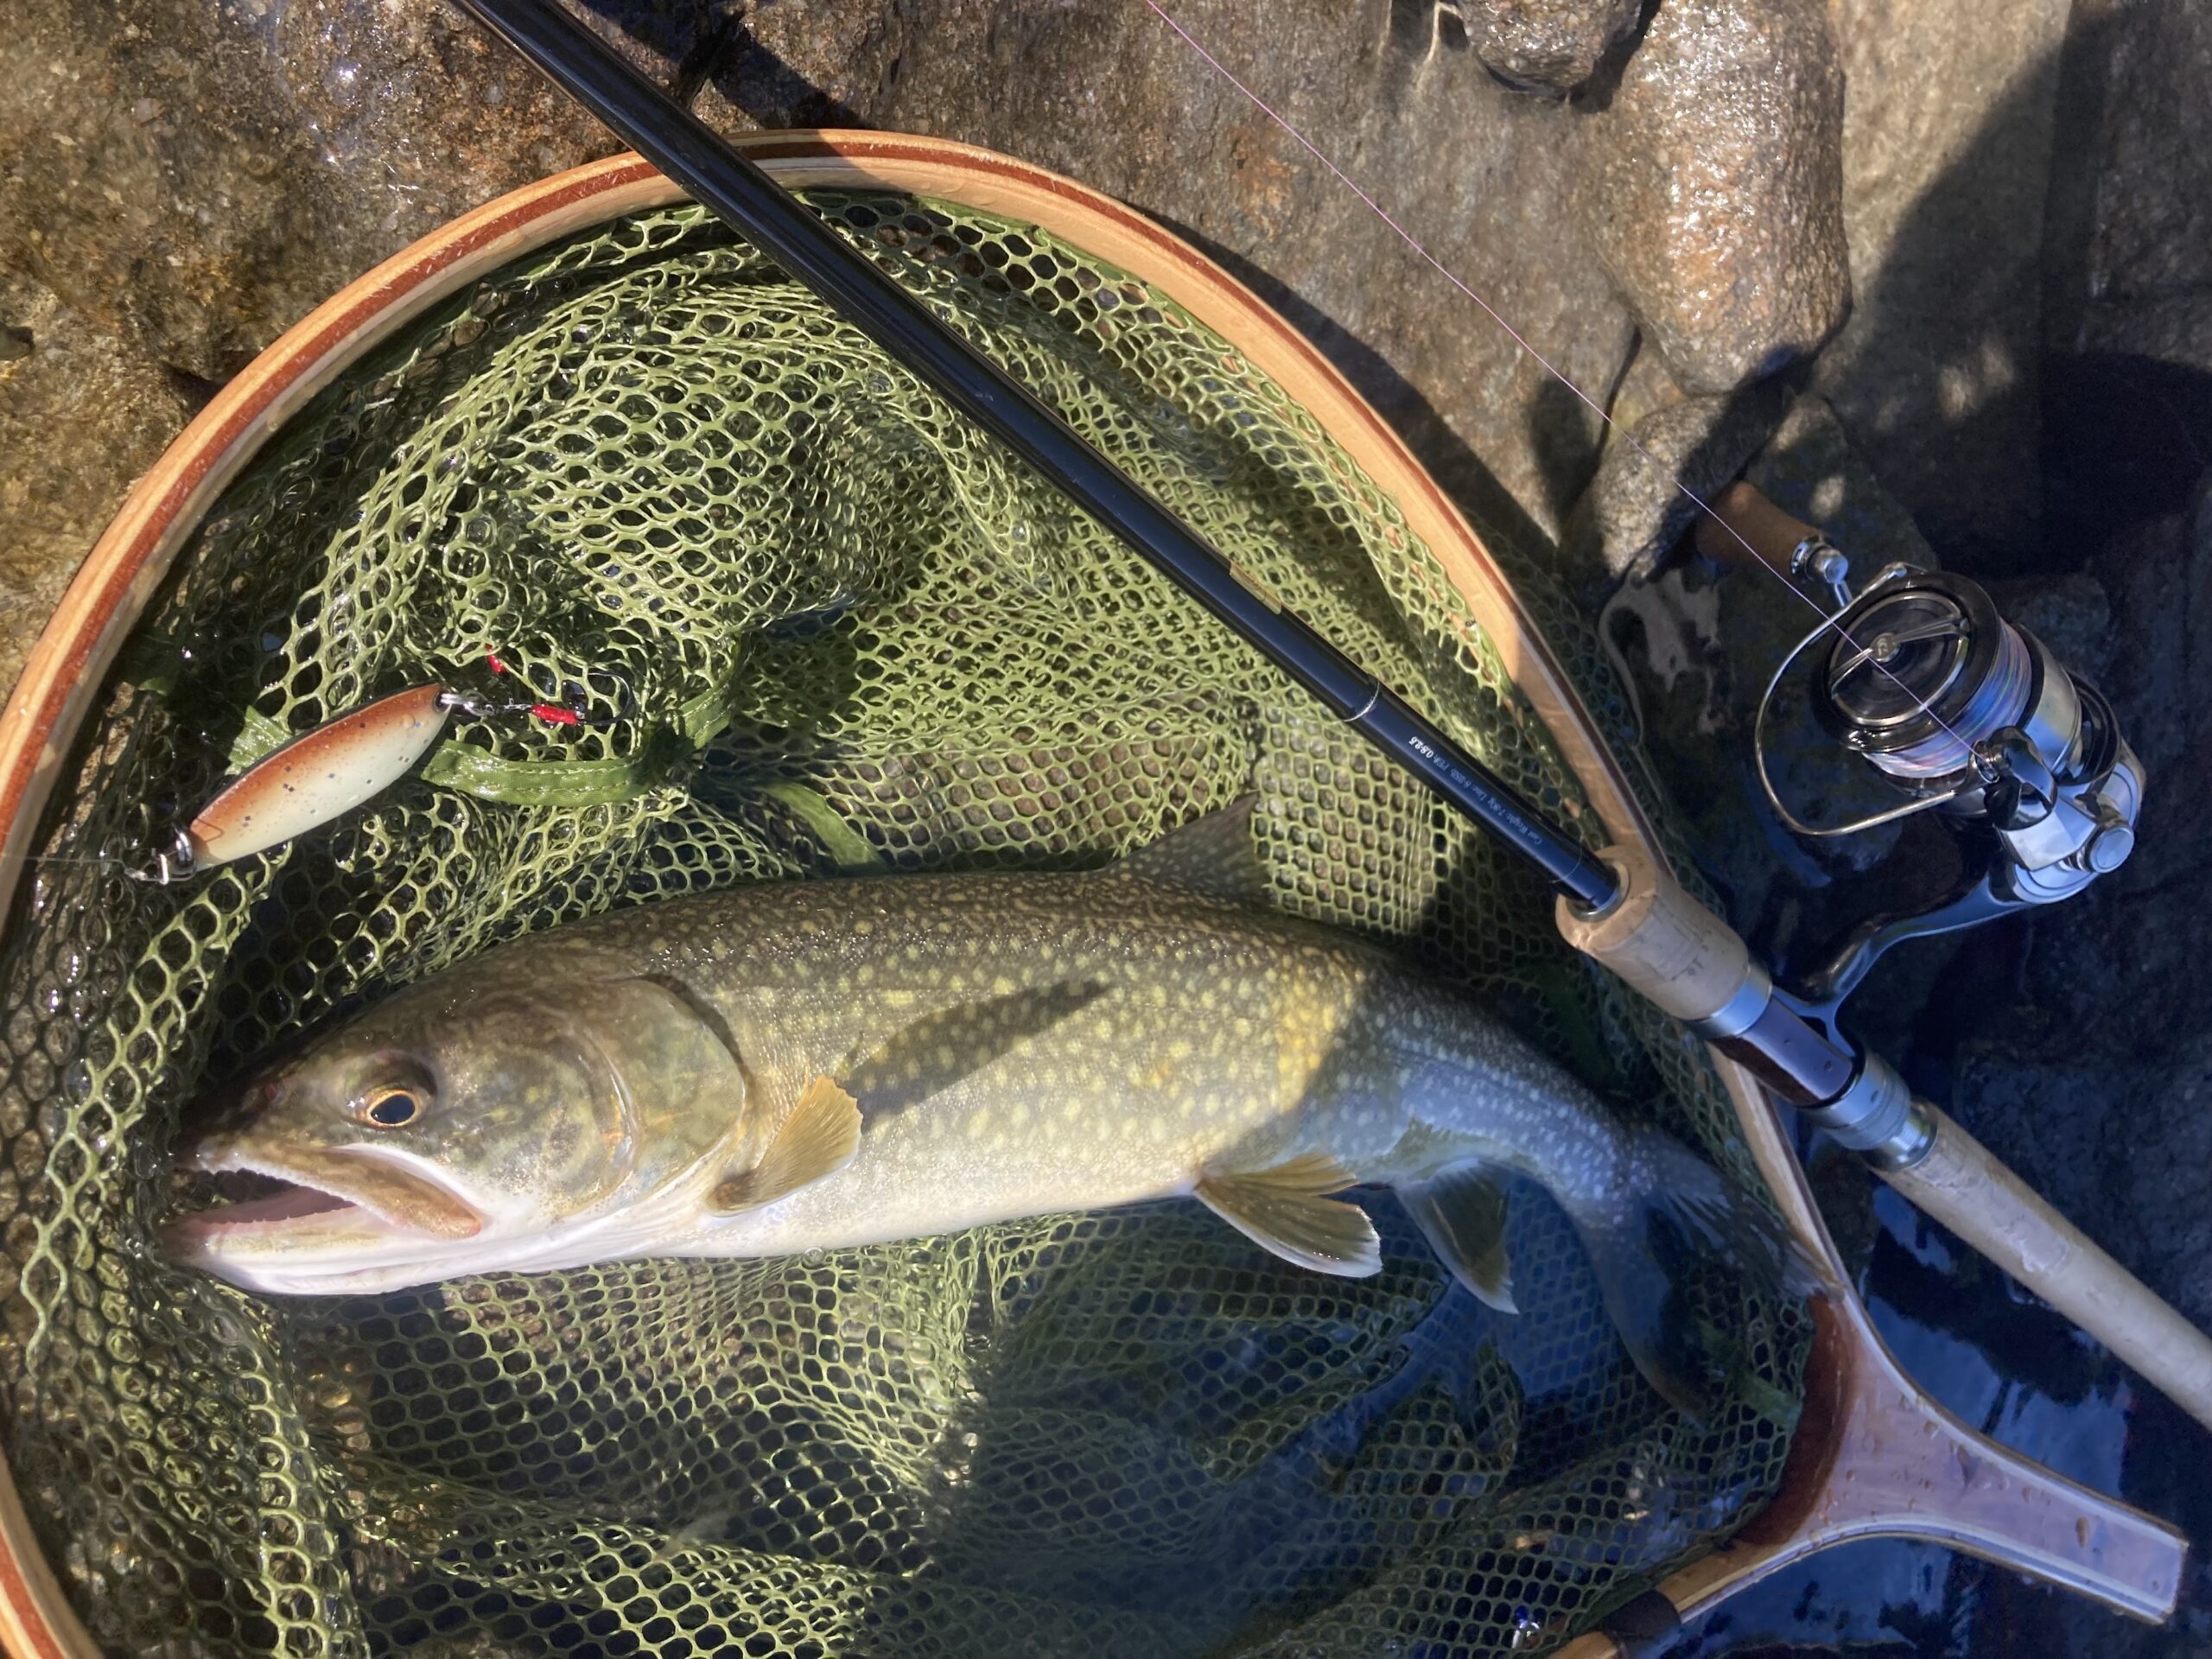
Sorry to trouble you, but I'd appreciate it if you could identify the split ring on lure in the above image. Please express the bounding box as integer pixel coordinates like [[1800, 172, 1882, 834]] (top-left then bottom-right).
[[130, 664, 625, 885]]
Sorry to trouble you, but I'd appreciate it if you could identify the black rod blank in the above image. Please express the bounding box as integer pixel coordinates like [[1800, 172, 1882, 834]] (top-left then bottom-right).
[[457, 0, 1620, 912]]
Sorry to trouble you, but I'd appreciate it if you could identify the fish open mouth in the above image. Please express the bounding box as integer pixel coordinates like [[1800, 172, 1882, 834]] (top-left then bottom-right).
[[164, 1142, 484, 1263], [169, 1170, 371, 1239]]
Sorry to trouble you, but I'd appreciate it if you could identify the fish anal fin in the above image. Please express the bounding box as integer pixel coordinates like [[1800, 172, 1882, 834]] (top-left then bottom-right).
[[1114, 798, 1271, 908], [712, 1075, 861, 1213], [1402, 1164, 1517, 1313], [1195, 1151, 1382, 1277]]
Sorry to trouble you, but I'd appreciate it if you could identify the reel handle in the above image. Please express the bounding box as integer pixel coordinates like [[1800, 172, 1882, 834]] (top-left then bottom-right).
[[1560, 843, 2212, 1435]]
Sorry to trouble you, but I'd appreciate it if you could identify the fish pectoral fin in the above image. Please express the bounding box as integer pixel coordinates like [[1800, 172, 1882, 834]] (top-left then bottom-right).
[[711, 1075, 861, 1213], [1402, 1164, 1517, 1313], [1195, 1152, 1382, 1278]]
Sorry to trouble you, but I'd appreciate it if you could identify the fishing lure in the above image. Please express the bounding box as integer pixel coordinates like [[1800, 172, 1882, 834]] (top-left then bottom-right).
[[136, 683, 455, 885], [131, 657, 618, 885]]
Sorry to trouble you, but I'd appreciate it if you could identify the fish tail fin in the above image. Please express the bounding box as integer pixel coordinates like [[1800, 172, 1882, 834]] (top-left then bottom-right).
[[1569, 1123, 1819, 1420]]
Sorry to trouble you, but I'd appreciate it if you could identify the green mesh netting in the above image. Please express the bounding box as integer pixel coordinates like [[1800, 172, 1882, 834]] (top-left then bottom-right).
[[0, 188, 1806, 1658]]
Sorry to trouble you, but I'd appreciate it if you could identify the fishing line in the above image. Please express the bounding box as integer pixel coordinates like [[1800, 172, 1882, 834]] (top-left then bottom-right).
[[1141, 0, 1981, 765]]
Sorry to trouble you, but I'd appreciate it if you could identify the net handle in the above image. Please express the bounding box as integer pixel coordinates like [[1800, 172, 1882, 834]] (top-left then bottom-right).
[[1554, 1289, 2189, 1656]]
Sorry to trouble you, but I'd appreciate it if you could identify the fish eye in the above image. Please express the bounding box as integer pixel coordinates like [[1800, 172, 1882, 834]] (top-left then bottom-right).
[[359, 1083, 428, 1128]]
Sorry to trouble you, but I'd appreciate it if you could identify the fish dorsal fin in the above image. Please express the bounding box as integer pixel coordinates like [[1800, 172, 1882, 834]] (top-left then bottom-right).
[[1402, 1164, 1517, 1313], [712, 1075, 861, 1213], [1112, 798, 1271, 907], [1195, 1151, 1382, 1277]]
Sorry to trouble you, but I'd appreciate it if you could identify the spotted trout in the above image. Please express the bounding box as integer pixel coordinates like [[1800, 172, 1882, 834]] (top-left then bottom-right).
[[168, 805, 1801, 1412]]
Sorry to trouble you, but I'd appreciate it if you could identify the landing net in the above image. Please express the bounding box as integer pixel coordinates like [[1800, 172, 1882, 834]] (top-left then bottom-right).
[[0, 189, 1805, 1657]]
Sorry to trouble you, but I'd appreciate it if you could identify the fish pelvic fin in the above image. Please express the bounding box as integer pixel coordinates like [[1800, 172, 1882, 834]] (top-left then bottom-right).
[[711, 1075, 861, 1213], [1573, 1124, 1817, 1421], [1402, 1165, 1517, 1313], [1111, 797, 1272, 908], [1196, 1151, 1382, 1277]]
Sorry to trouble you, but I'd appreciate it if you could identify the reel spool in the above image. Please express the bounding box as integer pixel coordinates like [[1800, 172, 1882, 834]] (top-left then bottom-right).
[[1712, 486, 2147, 1014], [1791, 563, 2142, 890]]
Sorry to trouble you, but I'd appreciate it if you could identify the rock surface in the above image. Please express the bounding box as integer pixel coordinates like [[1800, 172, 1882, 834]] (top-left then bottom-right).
[[0, 0, 675, 381], [1811, 0, 2069, 571], [1573, 0, 1850, 396], [2043, 1, 2212, 576], [0, 0, 1643, 680], [0, 270, 194, 696], [1450, 0, 1641, 95], [2075, 0, 2212, 309], [1558, 368, 1792, 595], [744, 0, 1639, 544]]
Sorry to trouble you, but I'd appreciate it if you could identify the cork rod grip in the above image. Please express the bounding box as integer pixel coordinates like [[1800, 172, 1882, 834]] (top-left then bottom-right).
[[1553, 842, 1751, 1027], [1885, 1106, 2212, 1435], [1557, 844, 2212, 1433]]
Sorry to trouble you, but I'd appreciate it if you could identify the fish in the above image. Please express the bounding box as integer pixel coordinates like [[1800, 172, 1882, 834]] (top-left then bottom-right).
[[164, 804, 1805, 1414]]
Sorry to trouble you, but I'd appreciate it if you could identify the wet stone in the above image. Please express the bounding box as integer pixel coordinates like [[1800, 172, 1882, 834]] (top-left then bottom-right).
[[2076, 290, 2212, 376], [1811, 0, 2069, 572], [0, 0, 726, 382], [1558, 369, 1793, 597], [1985, 569, 2112, 688], [1573, 0, 1850, 397], [1449, 0, 1641, 97], [0, 270, 194, 696], [2075, 0, 2212, 308], [698, 0, 1639, 545], [2089, 480, 2212, 785]]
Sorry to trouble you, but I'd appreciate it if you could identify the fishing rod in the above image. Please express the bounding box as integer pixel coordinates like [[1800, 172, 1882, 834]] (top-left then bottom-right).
[[454, 0, 2212, 1429], [455, 0, 1611, 913], [439, 0, 1963, 1140]]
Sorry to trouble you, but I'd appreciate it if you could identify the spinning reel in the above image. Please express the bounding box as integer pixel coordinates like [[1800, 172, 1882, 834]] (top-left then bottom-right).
[[1700, 484, 2145, 1021]]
